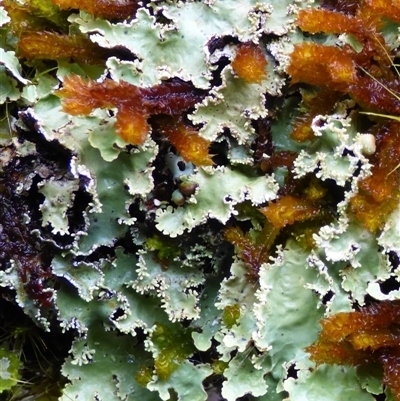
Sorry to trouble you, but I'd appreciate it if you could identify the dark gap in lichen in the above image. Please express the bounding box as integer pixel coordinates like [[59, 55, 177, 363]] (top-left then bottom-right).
[[111, 307, 125, 321], [74, 246, 116, 264], [286, 362, 299, 379], [0, 296, 73, 399], [209, 138, 230, 167], [321, 290, 334, 305], [252, 116, 273, 169], [207, 36, 239, 88], [0, 153, 59, 306], [64, 186, 93, 242], [388, 251, 400, 271], [373, 393, 387, 401], [378, 277, 400, 295]]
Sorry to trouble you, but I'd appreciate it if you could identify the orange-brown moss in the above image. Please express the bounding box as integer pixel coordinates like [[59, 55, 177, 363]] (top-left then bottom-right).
[[364, 0, 400, 24], [318, 303, 400, 343], [153, 116, 213, 166], [18, 32, 107, 65], [297, 8, 357, 35], [349, 194, 398, 232], [380, 348, 400, 399], [287, 42, 357, 91], [358, 123, 400, 203], [349, 328, 400, 350], [306, 338, 371, 366], [349, 122, 400, 232], [307, 302, 400, 400], [57, 76, 208, 162], [349, 76, 400, 115], [259, 151, 297, 173], [3, 5, 50, 34], [225, 223, 278, 281], [231, 42, 268, 84], [259, 195, 319, 229], [298, 3, 393, 42], [51, 0, 139, 20], [291, 89, 340, 142], [291, 4, 400, 236], [3, 0, 69, 34], [293, 4, 399, 103], [58, 75, 121, 114]]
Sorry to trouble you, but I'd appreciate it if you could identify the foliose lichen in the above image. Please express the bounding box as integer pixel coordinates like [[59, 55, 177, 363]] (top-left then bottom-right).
[[1, 0, 400, 400]]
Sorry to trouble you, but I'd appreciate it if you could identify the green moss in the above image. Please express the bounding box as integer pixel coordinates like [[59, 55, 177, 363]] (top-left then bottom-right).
[[0, 348, 20, 394], [211, 359, 228, 376], [136, 366, 153, 388], [145, 235, 181, 261], [152, 323, 195, 380], [222, 304, 241, 329]]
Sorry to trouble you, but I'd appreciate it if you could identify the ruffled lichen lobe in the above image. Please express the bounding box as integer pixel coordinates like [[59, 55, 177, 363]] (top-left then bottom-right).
[[290, 2, 400, 236]]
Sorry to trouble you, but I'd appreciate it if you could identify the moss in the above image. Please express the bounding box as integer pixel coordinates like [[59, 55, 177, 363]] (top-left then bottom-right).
[[152, 323, 195, 380]]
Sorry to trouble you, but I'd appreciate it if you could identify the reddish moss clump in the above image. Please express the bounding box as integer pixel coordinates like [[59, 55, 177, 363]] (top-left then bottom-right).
[[364, 0, 400, 24], [153, 116, 213, 166], [287, 42, 357, 91], [307, 302, 400, 400], [290, 2, 400, 233], [297, 8, 357, 35], [349, 122, 400, 232], [291, 88, 340, 142], [349, 76, 400, 115], [0, 158, 54, 307], [18, 32, 107, 65], [231, 42, 268, 84], [259, 150, 297, 174], [51, 0, 139, 20], [2, 0, 69, 34], [57, 76, 210, 164], [259, 195, 319, 229], [291, 4, 400, 114], [225, 223, 278, 281]]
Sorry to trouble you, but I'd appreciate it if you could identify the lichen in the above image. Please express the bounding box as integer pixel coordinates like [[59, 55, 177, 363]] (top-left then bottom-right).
[[1, 0, 400, 400]]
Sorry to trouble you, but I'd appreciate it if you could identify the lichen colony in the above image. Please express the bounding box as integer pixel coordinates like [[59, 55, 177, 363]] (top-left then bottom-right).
[[0, 0, 399, 400]]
